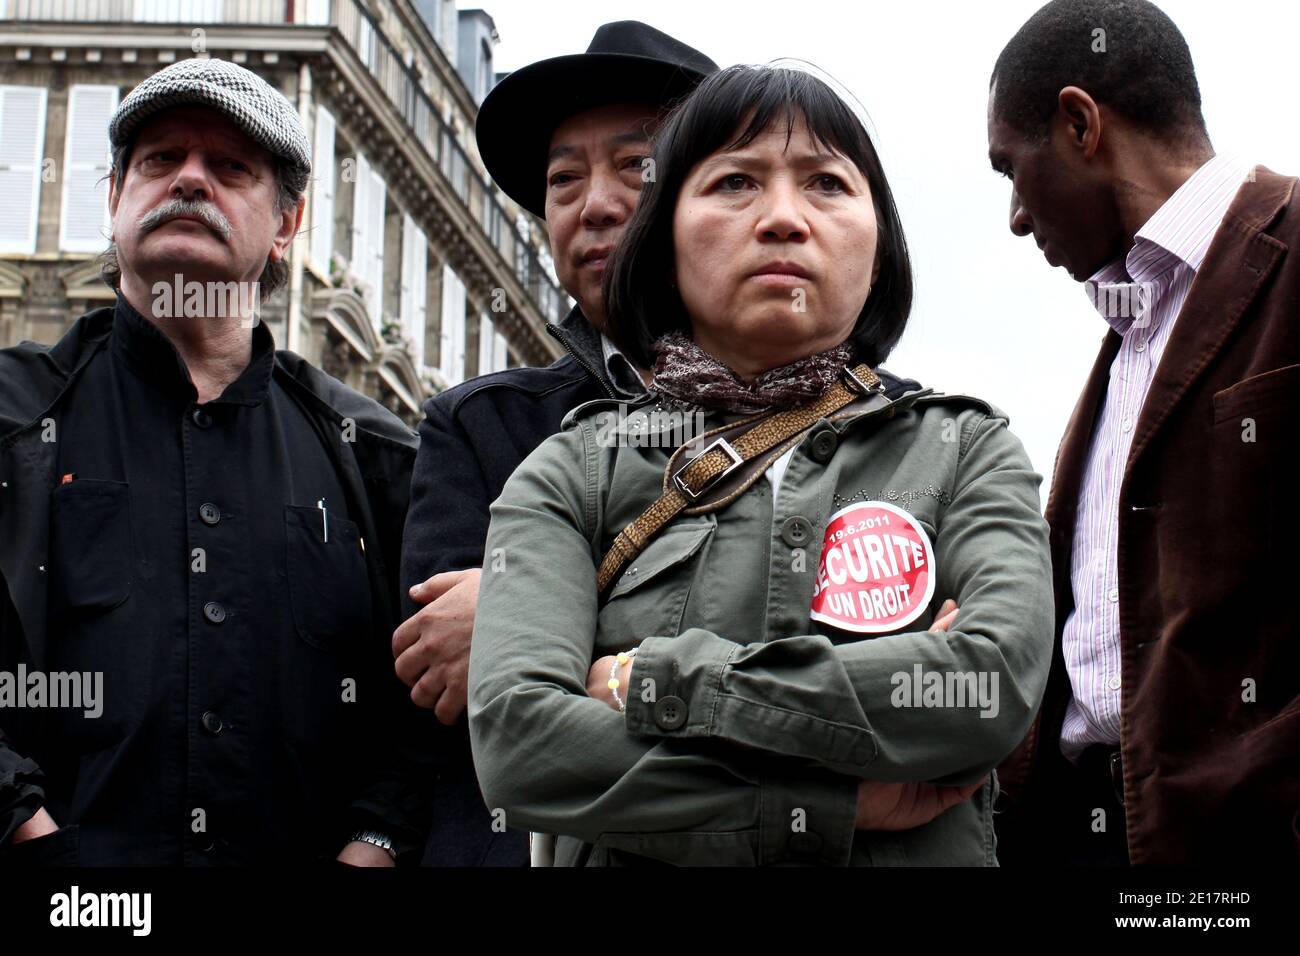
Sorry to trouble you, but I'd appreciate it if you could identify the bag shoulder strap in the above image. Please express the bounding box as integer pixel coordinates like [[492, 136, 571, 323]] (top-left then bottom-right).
[[595, 364, 884, 599]]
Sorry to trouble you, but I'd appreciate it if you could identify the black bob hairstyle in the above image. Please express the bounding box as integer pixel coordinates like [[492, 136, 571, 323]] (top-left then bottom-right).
[[602, 64, 913, 371]]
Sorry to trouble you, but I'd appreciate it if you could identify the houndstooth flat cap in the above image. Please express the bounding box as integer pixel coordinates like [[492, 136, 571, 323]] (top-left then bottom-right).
[[109, 57, 310, 177]]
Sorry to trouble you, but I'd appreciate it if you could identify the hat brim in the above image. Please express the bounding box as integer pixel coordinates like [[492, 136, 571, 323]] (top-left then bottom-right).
[[475, 53, 710, 218]]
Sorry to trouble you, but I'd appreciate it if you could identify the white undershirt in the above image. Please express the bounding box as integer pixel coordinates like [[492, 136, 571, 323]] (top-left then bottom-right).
[[764, 445, 797, 508]]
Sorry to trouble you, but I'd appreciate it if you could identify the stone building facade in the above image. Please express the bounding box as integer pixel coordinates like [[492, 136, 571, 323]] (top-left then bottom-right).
[[0, 0, 570, 424]]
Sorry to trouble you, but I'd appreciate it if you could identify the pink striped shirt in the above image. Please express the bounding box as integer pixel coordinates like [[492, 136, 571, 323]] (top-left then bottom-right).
[[1059, 153, 1256, 762]]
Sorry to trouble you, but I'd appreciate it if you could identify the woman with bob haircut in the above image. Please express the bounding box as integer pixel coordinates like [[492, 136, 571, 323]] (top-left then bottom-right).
[[467, 64, 1053, 866]]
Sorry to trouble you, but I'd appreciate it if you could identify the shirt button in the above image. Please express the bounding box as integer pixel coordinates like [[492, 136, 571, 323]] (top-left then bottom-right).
[[1107, 588, 1119, 603], [201, 711, 224, 735], [653, 695, 688, 731], [809, 428, 838, 463], [199, 502, 221, 525], [1134, 342, 1146, 353], [1121, 420, 1133, 433], [1108, 675, 1122, 691], [192, 407, 213, 428], [203, 601, 227, 624], [780, 516, 813, 548]]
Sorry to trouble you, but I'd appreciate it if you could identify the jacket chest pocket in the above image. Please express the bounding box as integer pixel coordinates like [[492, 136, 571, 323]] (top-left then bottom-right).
[[284, 504, 372, 650], [598, 523, 714, 645], [1208, 364, 1300, 564], [49, 479, 133, 612], [1211, 363, 1300, 430]]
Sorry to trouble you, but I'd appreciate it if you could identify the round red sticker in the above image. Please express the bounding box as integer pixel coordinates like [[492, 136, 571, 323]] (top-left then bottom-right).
[[809, 502, 936, 634]]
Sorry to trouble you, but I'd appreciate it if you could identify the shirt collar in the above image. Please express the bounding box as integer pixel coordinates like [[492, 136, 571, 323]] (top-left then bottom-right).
[[111, 292, 276, 406], [1084, 153, 1255, 333], [600, 332, 649, 399], [1132, 153, 1255, 273]]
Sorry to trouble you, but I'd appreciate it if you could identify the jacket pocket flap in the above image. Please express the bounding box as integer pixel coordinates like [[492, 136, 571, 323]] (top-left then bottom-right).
[[1212, 363, 1300, 423], [607, 523, 713, 600]]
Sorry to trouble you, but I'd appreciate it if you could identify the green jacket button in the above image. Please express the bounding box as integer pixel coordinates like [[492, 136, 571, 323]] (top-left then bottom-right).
[[653, 695, 688, 731], [780, 515, 812, 548], [809, 428, 838, 463]]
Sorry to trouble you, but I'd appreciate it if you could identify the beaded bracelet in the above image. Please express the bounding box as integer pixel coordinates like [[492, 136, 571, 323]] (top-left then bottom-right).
[[606, 648, 639, 714]]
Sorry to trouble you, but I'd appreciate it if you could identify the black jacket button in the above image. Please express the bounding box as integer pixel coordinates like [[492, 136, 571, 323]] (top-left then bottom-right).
[[809, 428, 838, 463], [192, 407, 212, 429], [201, 711, 224, 735], [199, 502, 221, 526], [653, 695, 688, 731], [780, 515, 812, 548], [203, 601, 226, 624]]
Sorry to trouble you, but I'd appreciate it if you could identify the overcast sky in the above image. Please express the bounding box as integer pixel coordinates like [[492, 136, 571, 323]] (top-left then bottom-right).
[[473, 0, 1299, 501]]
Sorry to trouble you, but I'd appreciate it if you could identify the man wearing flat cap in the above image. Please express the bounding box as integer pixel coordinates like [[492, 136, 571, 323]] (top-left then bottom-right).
[[0, 57, 429, 866], [393, 21, 718, 866]]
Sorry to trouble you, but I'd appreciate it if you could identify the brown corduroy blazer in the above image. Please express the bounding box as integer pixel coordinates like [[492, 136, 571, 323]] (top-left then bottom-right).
[[997, 166, 1300, 864]]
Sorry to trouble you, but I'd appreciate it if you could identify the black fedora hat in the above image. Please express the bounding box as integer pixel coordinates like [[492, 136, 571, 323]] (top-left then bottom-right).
[[475, 20, 718, 218]]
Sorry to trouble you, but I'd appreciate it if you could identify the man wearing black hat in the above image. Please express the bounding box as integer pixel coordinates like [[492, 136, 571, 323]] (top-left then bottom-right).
[[393, 21, 717, 866], [0, 58, 429, 866]]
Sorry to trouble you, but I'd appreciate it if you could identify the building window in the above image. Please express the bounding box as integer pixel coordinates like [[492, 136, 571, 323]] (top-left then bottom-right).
[[309, 103, 336, 273], [476, 313, 509, 375], [134, 1, 226, 21], [0, 85, 48, 255], [350, 152, 386, 328], [400, 213, 428, 368], [305, 0, 330, 25], [59, 84, 118, 254], [438, 263, 465, 385]]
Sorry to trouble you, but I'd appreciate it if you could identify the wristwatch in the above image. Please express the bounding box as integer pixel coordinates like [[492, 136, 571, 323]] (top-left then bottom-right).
[[350, 829, 396, 859]]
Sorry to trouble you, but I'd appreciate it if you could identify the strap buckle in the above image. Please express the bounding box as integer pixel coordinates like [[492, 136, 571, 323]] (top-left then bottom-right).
[[672, 437, 744, 501], [843, 365, 883, 396]]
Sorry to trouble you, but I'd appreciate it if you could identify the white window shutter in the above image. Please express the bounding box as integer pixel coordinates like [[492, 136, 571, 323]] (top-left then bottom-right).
[[400, 213, 427, 368], [351, 151, 369, 280], [60, 85, 118, 253], [358, 15, 374, 69], [309, 104, 335, 272], [439, 264, 465, 385], [134, 0, 225, 20], [477, 312, 493, 377], [350, 152, 376, 322], [493, 328, 508, 371], [412, 247, 427, 370], [399, 215, 412, 345], [367, 167, 385, 328], [0, 86, 48, 255], [304, 0, 329, 25]]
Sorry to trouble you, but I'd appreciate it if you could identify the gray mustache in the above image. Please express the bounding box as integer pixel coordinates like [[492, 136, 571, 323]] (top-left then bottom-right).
[[139, 199, 231, 241]]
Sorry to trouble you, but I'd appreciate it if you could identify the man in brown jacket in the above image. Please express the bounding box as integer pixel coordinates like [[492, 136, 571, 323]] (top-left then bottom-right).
[[986, 0, 1298, 864]]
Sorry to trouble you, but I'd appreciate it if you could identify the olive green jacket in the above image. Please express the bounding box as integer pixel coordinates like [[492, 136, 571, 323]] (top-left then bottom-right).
[[468, 383, 1053, 866]]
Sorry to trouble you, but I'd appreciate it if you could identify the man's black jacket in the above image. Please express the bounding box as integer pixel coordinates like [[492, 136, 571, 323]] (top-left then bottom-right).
[[402, 307, 620, 866], [0, 306, 431, 863], [401, 307, 919, 866]]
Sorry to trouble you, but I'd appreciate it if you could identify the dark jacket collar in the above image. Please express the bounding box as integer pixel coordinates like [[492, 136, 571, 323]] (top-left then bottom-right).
[[111, 293, 275, 407], [545, 306, 617, 397]]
